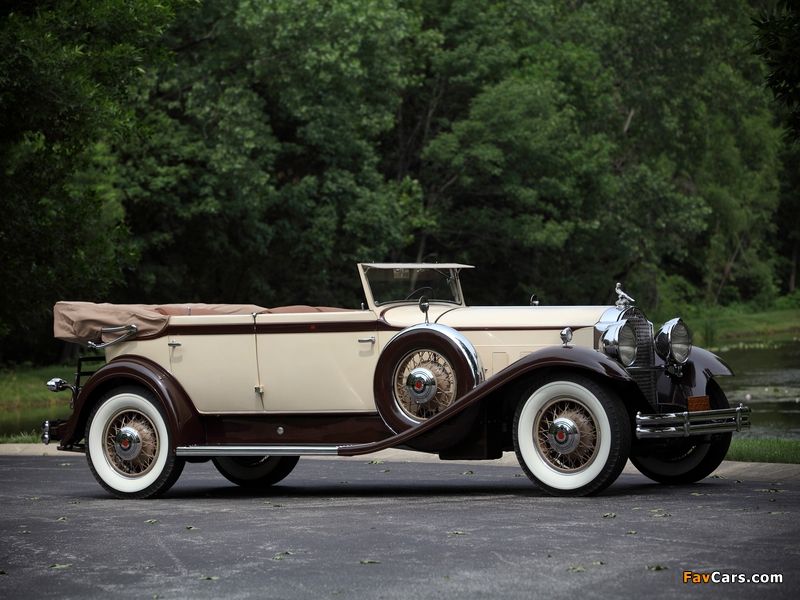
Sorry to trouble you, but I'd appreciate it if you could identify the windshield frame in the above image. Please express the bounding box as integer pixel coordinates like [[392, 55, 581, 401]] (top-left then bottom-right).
[[358, 263, 473, 310]]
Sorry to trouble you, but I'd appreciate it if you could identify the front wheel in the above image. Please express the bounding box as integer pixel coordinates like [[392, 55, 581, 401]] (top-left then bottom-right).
[[513, 374, 631, 497], [630, 379, 732, 484], [86, 386, 184, 499], [212, 456, 300, 488]]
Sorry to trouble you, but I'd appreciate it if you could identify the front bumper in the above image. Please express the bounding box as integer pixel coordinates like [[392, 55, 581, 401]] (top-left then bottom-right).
[[635, 404, 751, 439]]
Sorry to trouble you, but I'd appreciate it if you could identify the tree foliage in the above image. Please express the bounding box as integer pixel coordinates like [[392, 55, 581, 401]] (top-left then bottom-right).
[[752, 0, 800, 142], [3, 0, 798, 362], [0, 0, 189, 343], [108, 0, 427, 308], [86, 0, 800, 310]]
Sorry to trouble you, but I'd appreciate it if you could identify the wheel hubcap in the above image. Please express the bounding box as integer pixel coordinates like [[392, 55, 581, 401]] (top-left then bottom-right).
[[547, 418, 580, 454], [536, 399, 598, 472], [394, 351, 457, 420], [406, 368, 438, 403], [103, 410, 158, 477], [114, 427, 143, 460]]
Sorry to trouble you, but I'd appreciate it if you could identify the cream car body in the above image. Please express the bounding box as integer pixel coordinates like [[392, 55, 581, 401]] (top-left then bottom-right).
[[43, 263, 751, 499]]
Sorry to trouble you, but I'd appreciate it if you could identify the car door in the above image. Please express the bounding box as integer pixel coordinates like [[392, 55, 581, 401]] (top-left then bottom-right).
[[255, 310, 379, 412], [167, 314, 264, 413]]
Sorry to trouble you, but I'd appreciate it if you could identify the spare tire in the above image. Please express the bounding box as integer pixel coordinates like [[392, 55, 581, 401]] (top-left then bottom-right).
[[374, 323, 484, 449]]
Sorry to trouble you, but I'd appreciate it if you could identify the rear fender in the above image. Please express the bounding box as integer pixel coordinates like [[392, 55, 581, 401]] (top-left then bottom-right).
[[60, 356, 205, 449]]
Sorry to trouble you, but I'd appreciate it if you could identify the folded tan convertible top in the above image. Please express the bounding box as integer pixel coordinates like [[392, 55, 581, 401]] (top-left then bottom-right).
[[54, 301, 268, 345]]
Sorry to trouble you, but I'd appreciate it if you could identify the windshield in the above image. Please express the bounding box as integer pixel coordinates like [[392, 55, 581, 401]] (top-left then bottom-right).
[[365, 266, 463, 306]]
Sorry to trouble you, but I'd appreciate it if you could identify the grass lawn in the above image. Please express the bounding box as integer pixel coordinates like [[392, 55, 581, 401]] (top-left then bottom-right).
[[683, 309, 800, 347], [726, 438, 800, 464], [0, 430, 41, 443], [0, 364, 74, 410]]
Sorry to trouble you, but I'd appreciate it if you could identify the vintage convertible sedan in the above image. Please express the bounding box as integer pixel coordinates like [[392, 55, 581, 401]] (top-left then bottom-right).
[[42, 263, 751, 498]]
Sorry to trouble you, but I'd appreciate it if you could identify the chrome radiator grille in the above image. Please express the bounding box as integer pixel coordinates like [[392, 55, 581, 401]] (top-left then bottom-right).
[[626, 312, 658, 408]]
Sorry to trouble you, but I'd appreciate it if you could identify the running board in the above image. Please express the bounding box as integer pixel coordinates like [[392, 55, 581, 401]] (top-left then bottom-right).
[[176, 445, 340, 457]]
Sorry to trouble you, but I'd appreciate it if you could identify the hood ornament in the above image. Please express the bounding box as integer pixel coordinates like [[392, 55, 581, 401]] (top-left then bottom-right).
[[615, 283, 635, 309]]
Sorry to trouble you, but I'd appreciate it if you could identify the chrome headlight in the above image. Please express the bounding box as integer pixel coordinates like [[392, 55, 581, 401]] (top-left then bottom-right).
[[655, 318, 692, 365], [601, 320, 638, 367]]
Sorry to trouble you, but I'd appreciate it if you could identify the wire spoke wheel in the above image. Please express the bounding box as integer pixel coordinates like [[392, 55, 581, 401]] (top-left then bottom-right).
[[535, 399, 598, 472], [103, 410, 158, 477], [393, 350, 457, 420], [513, 374, 630, 496], [86, 386, 184, 499]]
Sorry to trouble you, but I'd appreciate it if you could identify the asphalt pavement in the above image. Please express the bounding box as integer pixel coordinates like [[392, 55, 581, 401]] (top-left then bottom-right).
[[0, 448, 798, 599]]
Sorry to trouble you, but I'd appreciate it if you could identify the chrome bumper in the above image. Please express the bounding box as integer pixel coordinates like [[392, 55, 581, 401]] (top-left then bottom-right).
[[635, 404, 751, 439]]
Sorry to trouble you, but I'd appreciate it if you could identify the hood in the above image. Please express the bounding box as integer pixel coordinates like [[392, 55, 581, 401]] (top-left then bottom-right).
[[380, 304, 613, 331]]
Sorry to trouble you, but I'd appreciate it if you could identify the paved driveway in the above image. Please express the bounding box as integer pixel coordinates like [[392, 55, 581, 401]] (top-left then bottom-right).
[[0, 452, 797, 599]]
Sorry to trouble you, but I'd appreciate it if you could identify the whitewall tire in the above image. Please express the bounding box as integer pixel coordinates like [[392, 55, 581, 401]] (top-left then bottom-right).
[[513, 374, 631, 497], [86, 386, 184, 499]]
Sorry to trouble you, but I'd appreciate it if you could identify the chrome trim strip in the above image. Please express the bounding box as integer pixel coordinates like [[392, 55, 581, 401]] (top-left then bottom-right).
[[385, 322, 485, 386], [635, 404, 751, 439], [176, 445, 340, 457]]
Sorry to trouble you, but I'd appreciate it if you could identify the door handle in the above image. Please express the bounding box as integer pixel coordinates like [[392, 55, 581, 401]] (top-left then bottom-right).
[[358, 337, 376, 344], [168, 341, 182, 347]]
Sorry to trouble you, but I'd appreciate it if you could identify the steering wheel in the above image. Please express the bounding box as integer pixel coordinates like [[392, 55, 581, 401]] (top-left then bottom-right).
[[404, 286, 434, 301]]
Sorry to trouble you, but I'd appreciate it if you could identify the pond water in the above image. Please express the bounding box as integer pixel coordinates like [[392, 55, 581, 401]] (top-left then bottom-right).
[[0, 400, 72, 439], [714, 339, 800, 440], [2, 340, 799, 439]]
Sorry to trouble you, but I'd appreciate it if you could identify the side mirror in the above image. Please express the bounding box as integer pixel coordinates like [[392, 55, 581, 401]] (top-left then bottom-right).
[[419, 296, 430, 324]]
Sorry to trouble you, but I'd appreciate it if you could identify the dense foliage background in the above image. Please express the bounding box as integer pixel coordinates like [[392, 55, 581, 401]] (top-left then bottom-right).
[[2, 0, 799, 363]]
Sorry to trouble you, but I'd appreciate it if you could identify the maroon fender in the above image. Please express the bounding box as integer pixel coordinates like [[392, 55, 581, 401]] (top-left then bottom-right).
[[59, 355, 205, 449], [498, 344, 635, 384], [373, 323, 483, 438], [343, 344, 634, 456], [656, 347, 734, 409]]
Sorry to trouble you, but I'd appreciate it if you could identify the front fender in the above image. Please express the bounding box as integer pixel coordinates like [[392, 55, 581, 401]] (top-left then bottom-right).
[[60, 355, 205, 449], [656, 347, 733, 410], [504, 345, 635, 383], [342, 344, 634, 456]]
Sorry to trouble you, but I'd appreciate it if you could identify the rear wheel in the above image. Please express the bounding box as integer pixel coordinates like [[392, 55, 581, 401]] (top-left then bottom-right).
[[513, 373, 631, 497], [212, 456, 299, 488], [86, 386, 184, 499], [630, 379, 732, 484]]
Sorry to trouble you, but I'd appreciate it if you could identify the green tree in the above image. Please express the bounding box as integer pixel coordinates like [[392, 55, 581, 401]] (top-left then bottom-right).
[[111, 0, 428, 307], [111, 0, 786, 312], [752, 0, 800, 142], [0, 0, 188, 348], [387, 0, 721, 305]]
